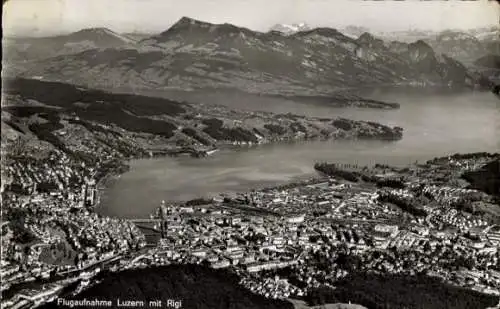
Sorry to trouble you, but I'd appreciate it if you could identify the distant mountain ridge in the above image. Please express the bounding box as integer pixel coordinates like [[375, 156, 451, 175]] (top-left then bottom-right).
[[424, 30, 497, 65], [3, 27, 137, 61], [9, 17, 484, 96], [378, 27, 498, 65], [337, 26, 499, 65], [369, 26, 498, 42]]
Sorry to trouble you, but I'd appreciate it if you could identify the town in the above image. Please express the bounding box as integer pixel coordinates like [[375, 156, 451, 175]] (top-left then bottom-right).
[[134, 154, 500, 301], [0, 79, 408, 309], [1, 136, 499, 308], [2, 0, 499, 307]]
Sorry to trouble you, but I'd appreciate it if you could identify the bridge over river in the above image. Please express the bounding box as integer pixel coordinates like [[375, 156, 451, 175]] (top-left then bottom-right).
[[127, 219, 166, 245]]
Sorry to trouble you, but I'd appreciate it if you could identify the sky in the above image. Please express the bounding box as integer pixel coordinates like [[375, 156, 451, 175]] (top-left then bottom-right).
[[2, 0, 499, 37]]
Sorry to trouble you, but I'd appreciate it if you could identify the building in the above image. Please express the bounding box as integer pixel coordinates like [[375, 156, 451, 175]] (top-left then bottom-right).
[[286, 214, 305, 224], [374, 224, 399, 238]]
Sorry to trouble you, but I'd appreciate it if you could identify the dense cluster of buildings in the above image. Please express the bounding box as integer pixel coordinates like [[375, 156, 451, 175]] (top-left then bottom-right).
[[1, 146, 145, 308], [111, 155, 500, 301]]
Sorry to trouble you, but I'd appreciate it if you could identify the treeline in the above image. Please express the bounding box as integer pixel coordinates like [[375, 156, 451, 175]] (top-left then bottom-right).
[[314, 163, 361, 182], [74, 106, 178, 139], [28, 122, 68, 153], [427, 152, 500, 164], [181, 127, 212, 146], [68, 118, 122, 138], [264, 124, 288, 135], [376, 179, 405, 189], [67, 119, 144, 157], [357, 128, 403, 141], [331, 118, 353, 131], [3, 106, 61, 137], [5, 183, 30, 195], [40, 265, 294, 309], [289, 121, 307, 133], [94, 161, 130, 184], [201, 118, 258, 143], [24, 115, 105, 162], [6, 208, 38, 244], [4, 120, 24, 134], [377, 191, 427, 217], [36, 182, 59, 193], [3, 106, 61, 119], [357, 121, 403, 141], [305, 273, 499, 309], [314, 163, 407, 189], [185, 198, 213, 206], [27, 120, 95, 163], [4, 77, 186, 116], [461, 159, 500, 197], [204, 127, 259, 143], [5, 83, 181, 140], [493, 84, 500, 96]]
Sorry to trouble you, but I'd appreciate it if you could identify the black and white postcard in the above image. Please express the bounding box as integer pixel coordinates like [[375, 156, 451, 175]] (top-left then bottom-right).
[[1, 0, 499, 308]]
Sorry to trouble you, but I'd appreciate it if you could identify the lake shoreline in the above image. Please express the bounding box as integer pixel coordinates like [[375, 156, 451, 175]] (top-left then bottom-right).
[[93, 143, 430, 219], [96, 91, 499, 219]]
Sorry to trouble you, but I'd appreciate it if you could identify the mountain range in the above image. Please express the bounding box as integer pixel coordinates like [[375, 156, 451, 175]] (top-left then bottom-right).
[[423, 30, 499, 65], [4, 17, 496, 98], [338, 26, 499, 65]]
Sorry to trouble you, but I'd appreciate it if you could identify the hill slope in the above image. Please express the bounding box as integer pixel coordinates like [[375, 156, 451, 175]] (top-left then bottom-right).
[[4, 28, 136, 61], [41, 265, 294, 309], [305, 273, 500, 309], [462, 159, 500, 197], [475, 54, 500, 70], [2, 77, 404, 161]]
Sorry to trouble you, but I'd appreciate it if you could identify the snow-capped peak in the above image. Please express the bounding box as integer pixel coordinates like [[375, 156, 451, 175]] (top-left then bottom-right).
[[470, 26, 500, 41], [270, 23, 311, 35]]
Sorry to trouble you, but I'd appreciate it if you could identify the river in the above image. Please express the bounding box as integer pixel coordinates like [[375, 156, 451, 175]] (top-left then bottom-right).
[[98, 91, 500, 218]]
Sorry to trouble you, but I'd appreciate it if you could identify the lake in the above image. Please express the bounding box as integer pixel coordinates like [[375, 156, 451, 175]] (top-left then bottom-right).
[[98, 91, 500, 218]]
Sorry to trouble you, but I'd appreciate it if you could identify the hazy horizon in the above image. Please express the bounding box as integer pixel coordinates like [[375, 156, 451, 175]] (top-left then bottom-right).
[[3, 0, 499, 37]]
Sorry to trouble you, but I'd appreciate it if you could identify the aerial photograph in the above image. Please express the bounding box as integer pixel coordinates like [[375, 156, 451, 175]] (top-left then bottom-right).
[[1, 0, 499, 308]]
